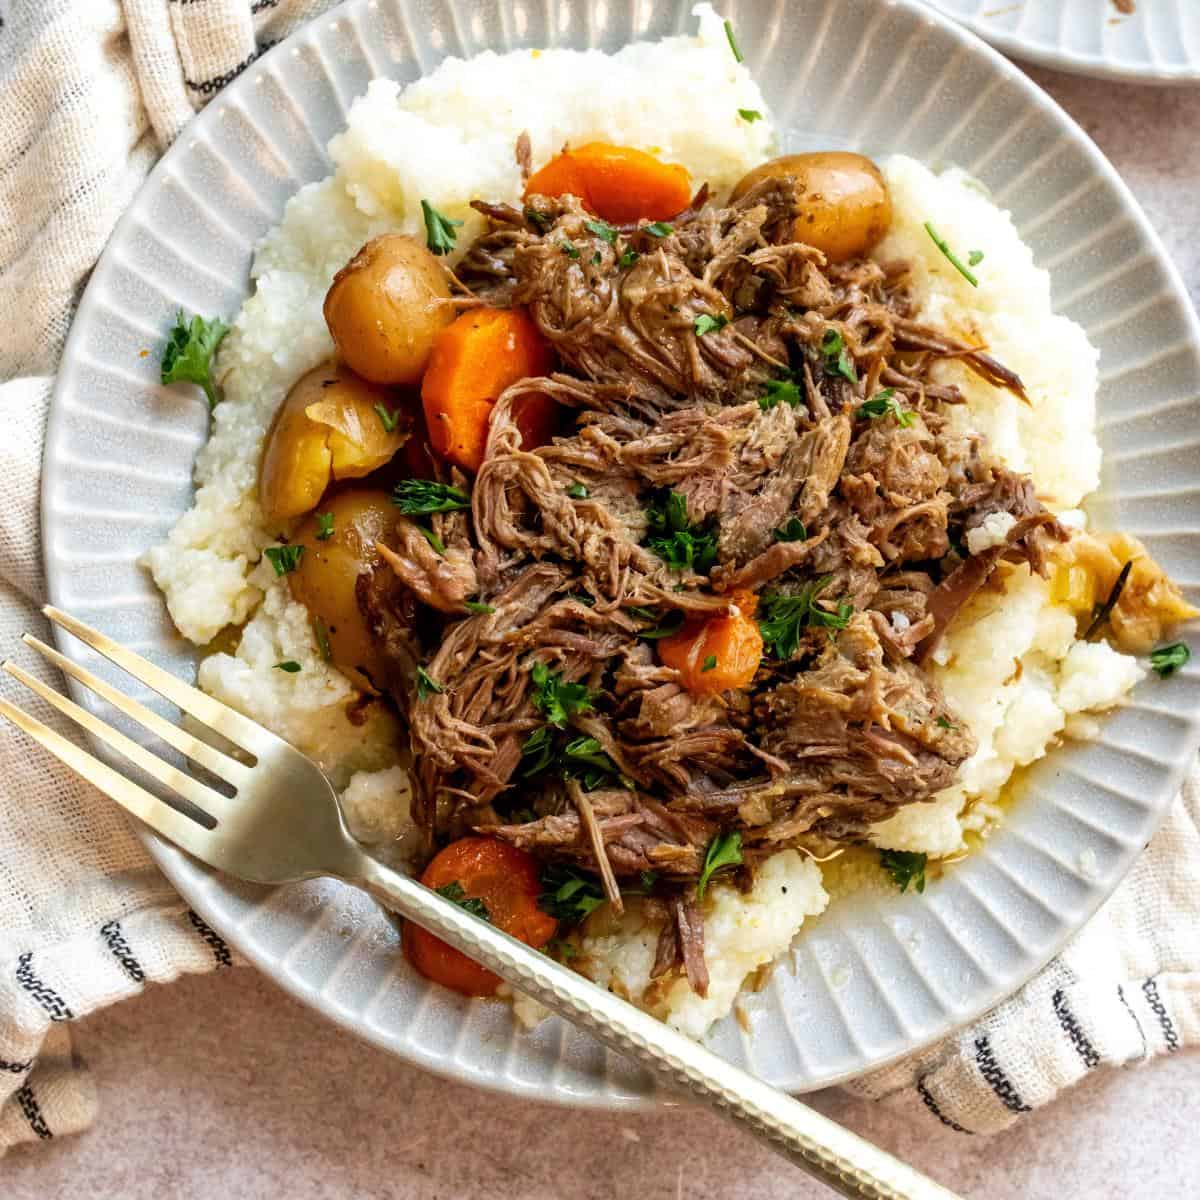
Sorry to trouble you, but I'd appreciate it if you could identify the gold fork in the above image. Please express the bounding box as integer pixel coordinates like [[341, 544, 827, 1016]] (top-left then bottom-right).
[[1, 606, 959, 1200]]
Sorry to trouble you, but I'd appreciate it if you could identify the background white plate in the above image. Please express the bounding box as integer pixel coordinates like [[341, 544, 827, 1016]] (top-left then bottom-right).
[[43, 0, 1200, 1107], [924, 0, 1200, 83]]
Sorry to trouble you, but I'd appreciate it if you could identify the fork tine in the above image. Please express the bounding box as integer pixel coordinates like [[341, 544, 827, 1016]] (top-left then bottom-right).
[[4, 660, 235, 823], [0, 693, 218, 861], [22, 634, 251, 788], [42, 606, 272, 755]]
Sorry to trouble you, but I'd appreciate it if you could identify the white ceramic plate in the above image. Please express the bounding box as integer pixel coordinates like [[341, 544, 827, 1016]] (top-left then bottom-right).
[[924, 0, 1200, 83], [44, 0, 1200, 1107]]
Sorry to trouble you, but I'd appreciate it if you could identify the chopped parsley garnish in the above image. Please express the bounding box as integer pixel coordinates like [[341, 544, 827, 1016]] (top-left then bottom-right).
[[312, 616, 332, 662], [421, 199, 463, 256], [392, 479, 471, 515], [530, 661, 595, 727], [561, 240, 581, 259], [374, 403, 401, 433], [856, 388, 914, 428], [160, 312, 230, 410], [591, 251, 603, 266], [539, 864, 607, 924], [1084, 560, 1132, 641], [644, 490, 718, 574], [563, 735, 622, 791], [723, 18, 744, 63], [635, 611, 686, 640], [416, 666, 444, 700], [584, 218, 618, 244], [643, 221, 674, 238], [693, 313, 729, 337], [924, 222, 979, 288], [775, 518, 807, 543], [463, 600, 495, 614], [521, 725, 557, 775], [738, 108, 762, 123], [880, 848, 927, 894], [524, 207, 552, 231], [435, 881, 491, 922], [1150, 642, 1190, 678], [264, 544, 303, 576], [697, 831, 743, 899], [821, 328, 858, 384], [274, 661, 301, 673], [618, 249, 640, 269], [315, 512, 335, 541], [759, 578, 853, 658], [701, 654, 717, 673], [935, 715, 958, 730], [968, 249, 985, 267], [759, 375, 803, 410], [416, 525, 446, 556], [566, 482, 589, 499]]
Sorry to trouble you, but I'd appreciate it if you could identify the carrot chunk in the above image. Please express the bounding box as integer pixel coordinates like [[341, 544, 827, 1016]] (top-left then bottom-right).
[[403, 837, 558, 997], [524, 142, 692, 224], [420, 307, 555, 473], [658, 590, 763, 696]]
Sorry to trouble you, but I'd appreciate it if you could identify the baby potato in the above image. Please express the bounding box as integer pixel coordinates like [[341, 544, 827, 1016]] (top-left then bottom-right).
[[324, 235, 455, 384], [289, 488, 397, 693], [259, 360, 407, 522], [731, 152, 892, 263]]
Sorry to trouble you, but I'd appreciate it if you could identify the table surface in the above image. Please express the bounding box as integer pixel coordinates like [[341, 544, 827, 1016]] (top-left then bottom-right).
[[6, 63, 1200, 1200]]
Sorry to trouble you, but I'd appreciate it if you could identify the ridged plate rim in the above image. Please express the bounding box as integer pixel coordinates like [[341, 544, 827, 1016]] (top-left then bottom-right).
[[42, 0, 1200, 1109]]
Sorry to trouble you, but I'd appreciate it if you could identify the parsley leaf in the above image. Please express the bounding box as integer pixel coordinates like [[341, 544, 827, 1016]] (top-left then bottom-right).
[[392, 479, 471, 515], [312, 616, 332, 662], [530, 661, 595, 727], [635, 611, 686, 640], [697, 831, 742, 899], [643, 221, 674, 238], [759, 376, 803, 410], [775, 518, 807, 543], [968, 249, 985, 267], [561, 240, 581, 259], [591, 251, 603, 266], [416, 666, 445, 700], [524, 206, 552, 231], [538, 864, 607, 924], [923, 222, 979, 287], [738, 108, 762, 123], [463, 600, 495, 614], [435, 881, 491, 922], [521, 725, 557, 776], [562, 735, 622, 791], [374, 403, 400, 433], [566, 482, 589, 499], [701, 654, 717, 672], [644, 490, 718, 574], [618, 249, 640, 269], [160, 312, 229, 410], [274, 661, 301, 673], [693, 313, 729, 337], [723, 18, 744, 63], [315, 512, 335, 541], [821, 328, 858, 383], [880, 849, 927, 894], [421, 199, 463, 256], [584, 218, 618, 244], [264, 544, 303, 576], [856, 388, 915, 428], [1150, 642, 1190, 678], [759, 578, 853, 658], [935, 715, 958, 730], [416, 525, 446, 556]]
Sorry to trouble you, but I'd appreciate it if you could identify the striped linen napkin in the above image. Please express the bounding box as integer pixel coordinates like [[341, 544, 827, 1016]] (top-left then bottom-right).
[[0, 0, 1196, 1155]]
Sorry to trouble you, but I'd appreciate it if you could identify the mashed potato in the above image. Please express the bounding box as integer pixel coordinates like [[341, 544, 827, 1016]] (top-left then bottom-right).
[[144, 6, 1142, 1038]]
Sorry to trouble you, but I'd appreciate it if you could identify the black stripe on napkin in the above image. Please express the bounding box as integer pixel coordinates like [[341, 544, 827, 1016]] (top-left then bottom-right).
[[184, 41, 278, 96], [916, 1075, 973, 1135], [187, 911, 232, 969], [1142, 977, 1180, 1052], [0, 1058, 32, 1075], [1052, 989, 1099, 1069], [15, 953, 73, 1022], [973, 1035, 1031, 1114], [100, 920, 146, 984], [16, 1084, 52, 1140]]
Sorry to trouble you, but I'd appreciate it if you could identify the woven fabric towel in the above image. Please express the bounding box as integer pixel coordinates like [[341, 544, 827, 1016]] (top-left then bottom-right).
[[1, 0, 1197, 1156]]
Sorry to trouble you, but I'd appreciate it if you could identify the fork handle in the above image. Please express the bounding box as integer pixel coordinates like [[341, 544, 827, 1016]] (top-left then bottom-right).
[[356, 854, 959, 1200]]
